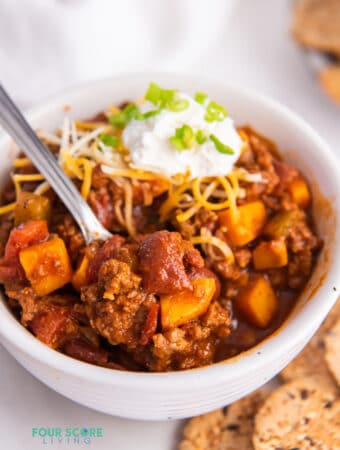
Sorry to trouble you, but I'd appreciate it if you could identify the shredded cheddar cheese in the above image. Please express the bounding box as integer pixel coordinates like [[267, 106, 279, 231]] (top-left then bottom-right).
[[0, 202, 16, 215], [190, 235, 234, 263], [12, 158, 32, 168], [1, 109, 263, 265]]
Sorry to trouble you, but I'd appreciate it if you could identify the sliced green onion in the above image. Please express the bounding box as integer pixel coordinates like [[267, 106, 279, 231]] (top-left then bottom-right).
[[170, 124, 195, 151], [160, 88, 176, 107], [124, 103, 141, 119], [145, 82, 191, 113], [180, 125, 195, 149], [109, 103, 141, 128], [99, 134, 119, 147], [167, 98, 190, 112], [136, 109, 161, 120], [170, 136, 185, 151], [205, 101, 228, 122], [195, 92, 207, 105], [196, 130, 207, 144], [145, 82, 161, 105], [210, 134, 234, 154]]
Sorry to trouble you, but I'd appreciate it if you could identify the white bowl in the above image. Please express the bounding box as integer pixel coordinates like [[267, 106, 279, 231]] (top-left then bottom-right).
[[0, 73, 339, 421]]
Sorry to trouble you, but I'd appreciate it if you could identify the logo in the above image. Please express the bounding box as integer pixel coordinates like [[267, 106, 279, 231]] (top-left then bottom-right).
[[32, 427, 104, 446]]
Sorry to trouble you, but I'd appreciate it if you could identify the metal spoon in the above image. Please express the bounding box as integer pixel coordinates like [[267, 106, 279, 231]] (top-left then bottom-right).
[[0, 84, 112, 243]]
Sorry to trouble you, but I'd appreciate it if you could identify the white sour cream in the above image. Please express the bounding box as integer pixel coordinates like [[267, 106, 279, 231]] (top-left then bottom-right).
[[122, 93, 242, 178]]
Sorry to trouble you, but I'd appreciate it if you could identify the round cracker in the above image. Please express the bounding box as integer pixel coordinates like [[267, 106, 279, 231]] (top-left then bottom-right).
[[281, 298, 340, 382], [292, 0, 340, 56], [180, 389, 268, 450], [253, 375, 339, 450], [280, 335, 330, 382], [325, 317, 340, 386], [319, 297, 340, 335], [319, 65, 340, 104]]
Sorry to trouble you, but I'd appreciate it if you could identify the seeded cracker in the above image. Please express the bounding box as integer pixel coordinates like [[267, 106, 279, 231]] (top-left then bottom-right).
[[253, 375, 339, 450], [179, 389, 268, 450], [281, 298, 340, 382], [292, 0, 340, 56], [325, 317, 340, 386], [319, 65, 340, 104], [319, 297, 340, 334], [280, 335, 330, 382]]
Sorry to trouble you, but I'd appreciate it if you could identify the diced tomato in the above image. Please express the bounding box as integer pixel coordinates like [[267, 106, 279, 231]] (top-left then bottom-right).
[[63, 338, 109, 365], [29, 305, 76, 349], [0, 220, 49, 284], [87, 235, 125, 283], [273, 160, 298, 186], [139, 303, 159, 345]]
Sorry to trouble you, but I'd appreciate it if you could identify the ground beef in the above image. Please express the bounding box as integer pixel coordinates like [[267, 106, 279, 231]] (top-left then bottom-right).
[[288, 249, 314, 289], [138, 230, 204, 295], [174, 208, 218, 240], [81, 259, 157, 348], [50, 211, 85, 265], [146, 301, 231, 371], [7, 287, 79, 349]]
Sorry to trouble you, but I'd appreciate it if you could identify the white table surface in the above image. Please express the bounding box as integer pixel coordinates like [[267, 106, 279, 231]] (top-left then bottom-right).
[[1, 1, 339, 449]]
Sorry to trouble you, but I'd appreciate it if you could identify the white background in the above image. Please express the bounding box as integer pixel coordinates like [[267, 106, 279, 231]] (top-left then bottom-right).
[[0, 1, 339, 449]]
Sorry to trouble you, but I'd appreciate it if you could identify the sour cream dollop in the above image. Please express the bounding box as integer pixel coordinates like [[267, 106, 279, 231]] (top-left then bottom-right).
[[122, 92, 243, 178]]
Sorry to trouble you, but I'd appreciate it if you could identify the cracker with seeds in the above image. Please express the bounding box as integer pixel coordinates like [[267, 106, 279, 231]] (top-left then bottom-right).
[[292, 0, 340, 56], [319, 65, 340, 104], [281, 298, 340, 382], [320, 297, 340, 334], [179, 389, 268, 450], [325, 317, 340, 386], [280, 335, 330, 382], [253, 375, 339, 450]]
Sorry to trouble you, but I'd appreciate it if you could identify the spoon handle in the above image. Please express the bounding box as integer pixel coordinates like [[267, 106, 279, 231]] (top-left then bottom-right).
[[0, 84, 112, 243]]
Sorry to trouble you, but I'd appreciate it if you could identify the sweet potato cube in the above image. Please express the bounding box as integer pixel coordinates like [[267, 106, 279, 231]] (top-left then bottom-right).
[[19, 237, 72, 296], [236, 276, 278, 328], [287, 177, 310, 209], [253, 239, 288, 270], [219, 201, 267, 247], [72, 254, 90, 291], [161, 278, 216, 330]]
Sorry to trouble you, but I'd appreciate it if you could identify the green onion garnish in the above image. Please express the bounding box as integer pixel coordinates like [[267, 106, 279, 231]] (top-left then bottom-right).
[[210, 134, 234, 154], [136, 109, 161, 120], [145, 82, 162, 105], [99, 134, 119, 147], [170, 125, 195, 151], [144, 82, 189, 113], [195, 92, 207, 105], [195, 130, 207, 144], [109, 103, 141, 128], [168, 98, 190, 112], [160, 88, 176, 107], [205, 101, 228, 122], [169, 137, 185, 151]]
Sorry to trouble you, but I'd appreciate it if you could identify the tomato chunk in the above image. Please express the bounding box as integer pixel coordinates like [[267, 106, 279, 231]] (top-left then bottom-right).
[[0, 220, 48, 284]]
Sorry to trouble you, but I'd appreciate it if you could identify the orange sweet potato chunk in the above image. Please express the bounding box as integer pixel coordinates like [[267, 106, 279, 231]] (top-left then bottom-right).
[[236, 276, 278, 328], [19, 237, 72, 296], [287, 177, 310, 209], [160, 278, 216, 330], [253, 239, 288, 270], [219, 201, 267, 247], [72, 254, 90, 291]]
